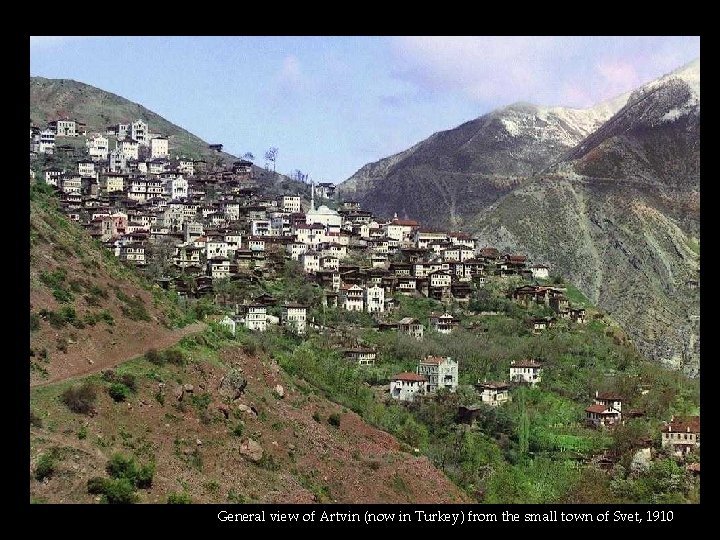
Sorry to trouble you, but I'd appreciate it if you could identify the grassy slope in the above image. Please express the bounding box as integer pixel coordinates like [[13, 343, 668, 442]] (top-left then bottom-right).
[[30, 184, 195, 385]]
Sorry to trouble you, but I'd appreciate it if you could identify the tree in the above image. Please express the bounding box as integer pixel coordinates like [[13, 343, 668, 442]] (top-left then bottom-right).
[[264, 147, 278, 172], [243, 152, 254, 161]]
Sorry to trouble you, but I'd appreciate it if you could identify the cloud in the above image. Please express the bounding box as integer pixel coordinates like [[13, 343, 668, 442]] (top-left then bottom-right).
[[388, 36, 700, 109]]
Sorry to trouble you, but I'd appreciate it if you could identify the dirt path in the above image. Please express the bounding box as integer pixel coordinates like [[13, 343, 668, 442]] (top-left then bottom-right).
[[31, 322, 207, 388]]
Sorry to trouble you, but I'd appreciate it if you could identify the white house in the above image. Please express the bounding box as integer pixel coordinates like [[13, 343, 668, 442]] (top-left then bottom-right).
[[219, 315, 237, 336], [417, 356, 458, 393], [531, 264, 550, 280], [364, 285, 385, 313], [244, 304, 267, 332], [476, 381, 510, 406], [150, 137, 169, 159], [51, 119, 77, 137], [509, 360, 543, 386], [343, 347, 377, 366], [281, 195, 301, 213], [661, 416, 700, 457], [117, 138, 140, 160], [282, 304, 307, 335], [86, 134, 109, 160], [131, 119, 149, 145], [165, 176, 188, 200], [340, 284, 364, 311], [301, 251, 321, 273], [429, 312, 458, 334], [207, 257, 231, 279], [178, 158, 194, 177], [390, 373, 428, 402]]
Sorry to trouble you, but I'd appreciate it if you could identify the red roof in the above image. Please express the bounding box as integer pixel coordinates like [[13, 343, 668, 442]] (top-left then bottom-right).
[[662, 415, 700, 433], [392, 372, 427, 382], [585, 404, 619, 415], [391, 219, 419, 227], [596, 391, 624, 401]]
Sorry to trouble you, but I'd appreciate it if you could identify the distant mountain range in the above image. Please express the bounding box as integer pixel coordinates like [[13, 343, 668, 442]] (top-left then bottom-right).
[[339, 59, 700, 374]]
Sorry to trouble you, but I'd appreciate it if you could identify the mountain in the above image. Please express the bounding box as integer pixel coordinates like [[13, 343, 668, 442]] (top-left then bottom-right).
[[339, 59, 700, 373], [30, 77, 237, 162], [339, 94, 628, 228]]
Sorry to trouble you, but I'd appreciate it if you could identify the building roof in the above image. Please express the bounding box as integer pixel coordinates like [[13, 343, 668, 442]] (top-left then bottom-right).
[[511, 360, 543, 369], [344, 347, 376, 354], [391, 218, 419, 227], [477, 381, 510, 390], [392, 372, 427, 382], [585, 404, 620, 415], [662, 415, 700, 433], [397, 317, 419, 325], [420, 355, 449, 365]]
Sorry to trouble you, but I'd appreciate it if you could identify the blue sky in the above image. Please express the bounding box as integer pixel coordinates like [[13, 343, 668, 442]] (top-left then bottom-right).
[[30, 36, 699, 183]]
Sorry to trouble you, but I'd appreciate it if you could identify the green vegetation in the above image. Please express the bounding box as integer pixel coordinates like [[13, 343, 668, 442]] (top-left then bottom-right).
[[35, 450, 59, 481], [60, 382, 97, 415], [167, 491, 192, 504]]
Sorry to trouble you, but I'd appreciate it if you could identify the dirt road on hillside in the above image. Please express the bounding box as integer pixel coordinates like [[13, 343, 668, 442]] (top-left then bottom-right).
[[31, 322, 207, 388]]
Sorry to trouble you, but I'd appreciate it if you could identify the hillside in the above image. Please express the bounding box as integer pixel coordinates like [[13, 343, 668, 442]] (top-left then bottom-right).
[[30, 77, 236, 162], [30, 184, 200, 386], [30, 327, 468, 504]]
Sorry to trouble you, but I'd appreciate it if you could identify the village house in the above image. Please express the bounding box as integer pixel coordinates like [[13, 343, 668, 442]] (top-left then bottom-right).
[[509, 360, 543, 386], [315, 182, 335, 199], [178, 158, 194, 177], [242, 304, 267, 332], [429, 312, 458, 334], [585, 391, 624, 428], [282, 304, 307, 335], [390, 373, 427, 402], [219, 315, 237, 336], [343, 347, 377, 366], [364, 285, 385, 313], [44, 168, 63, 187], [207, 257, 231, 279], [150, 137, 169, 159], [417, 356, 458, 393], [131, 119, 149, 145], [530, 263, 550, 280], [661, 415, 700, 457], [476, 380, 510, 406], [340, 284, 364, 311], [118, 243, 146, 265], [86, 134, 108, 160], [49, 119, 77, 137], [398, 317, 424, 340], [281, 195, 301, 213], [117, 138, 140, 160], [301, 251, 321, 273]]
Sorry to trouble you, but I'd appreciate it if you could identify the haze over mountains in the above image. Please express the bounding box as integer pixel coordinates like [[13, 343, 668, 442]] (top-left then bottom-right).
[[339, 59, 700, 374]]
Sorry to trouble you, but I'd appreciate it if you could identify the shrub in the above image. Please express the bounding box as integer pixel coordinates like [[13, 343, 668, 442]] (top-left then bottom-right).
[[101, 478, 138, 504], [108, 383, 131, 402], [77, 425, 88, 440], [30, 313, 40, 332], [146, 348, 163, 365], [30, 410, 43, 428], [164, 349, 186, 366], [35, 451, 57, 481], [87, 476, 108, 494], [232, 422, 244, 437], [106, 453, 155, 488], [312, 411, 321, 423], [61, 382, 97, 415], [167, 492, 192, 504], [328, 413, 341, 428]]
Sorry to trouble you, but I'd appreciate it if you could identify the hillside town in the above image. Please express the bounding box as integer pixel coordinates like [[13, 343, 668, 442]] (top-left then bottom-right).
[[30, 116, 699, 469]]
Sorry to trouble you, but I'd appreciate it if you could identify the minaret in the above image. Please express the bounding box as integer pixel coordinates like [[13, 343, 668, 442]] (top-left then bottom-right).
[[310, 181, 315, 212]]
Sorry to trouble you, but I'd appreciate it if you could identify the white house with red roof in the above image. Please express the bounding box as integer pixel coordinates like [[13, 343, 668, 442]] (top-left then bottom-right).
[[661, 415, 700, 456], [585, 391, 624, 427], [390, 372, 428, 402]]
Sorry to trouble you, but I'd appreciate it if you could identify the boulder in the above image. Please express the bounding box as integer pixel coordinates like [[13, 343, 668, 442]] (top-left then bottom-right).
[[239, 438, 263, 462], [237, 404, 257, 417], [183, 384, 194, 394], [218, 369, 247, 400], [174, 385, 184, 401], [274, 384, 285, 399]]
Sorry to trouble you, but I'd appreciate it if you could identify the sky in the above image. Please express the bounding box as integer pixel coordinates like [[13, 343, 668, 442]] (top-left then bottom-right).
[[30, 36, 699, 183]]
